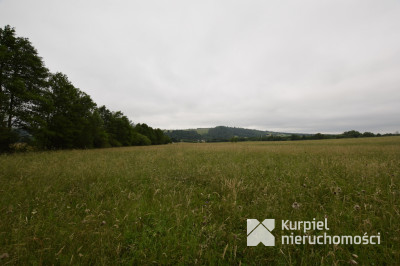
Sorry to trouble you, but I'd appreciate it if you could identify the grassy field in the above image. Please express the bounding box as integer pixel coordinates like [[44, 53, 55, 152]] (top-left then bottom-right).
[[0, 137, 399, 265]]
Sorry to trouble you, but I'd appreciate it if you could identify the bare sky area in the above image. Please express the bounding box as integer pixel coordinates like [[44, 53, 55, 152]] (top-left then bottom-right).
[[1, 0, 399, 133]]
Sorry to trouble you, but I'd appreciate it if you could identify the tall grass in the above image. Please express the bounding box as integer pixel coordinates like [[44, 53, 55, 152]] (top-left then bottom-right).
[[0, 137, 399, 264]]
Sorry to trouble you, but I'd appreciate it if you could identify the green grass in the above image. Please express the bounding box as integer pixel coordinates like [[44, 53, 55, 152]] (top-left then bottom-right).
[[0, 137, 399, 264]]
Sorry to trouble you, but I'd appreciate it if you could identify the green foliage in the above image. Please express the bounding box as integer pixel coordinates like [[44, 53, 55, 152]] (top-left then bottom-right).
[[290, 134, 301, 141], [40, 73, 97, 149], [99, 106, 134, 147], [89, 109, 109, 148], [206, 126, 272, 141], [131, 132, 151, 146], [0, 127, 18, 151], [165, 129, 202, 142], [166, 127, 398, 143], [135, 123, 171, 145], [0, 137, 399, 264], [0, 25, 49, 149], [167, 126, 394, 143], [230, 136, 239, 142], [363, 132, 375, 137], [342, 130, 362, 138], [165, 126, 285, 142]]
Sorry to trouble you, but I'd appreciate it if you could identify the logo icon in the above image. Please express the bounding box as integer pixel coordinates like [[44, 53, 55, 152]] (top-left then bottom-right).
[[247, 219, 275, 246]]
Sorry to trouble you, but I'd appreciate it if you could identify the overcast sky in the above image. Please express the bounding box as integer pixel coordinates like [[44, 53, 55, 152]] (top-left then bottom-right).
[[1, 0, 399, 133]]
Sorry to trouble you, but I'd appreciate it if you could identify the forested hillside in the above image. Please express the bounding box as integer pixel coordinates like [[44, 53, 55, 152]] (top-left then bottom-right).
[[165, 126, 287, 142], [0, 25, 170, 152], [165, 126, 396, 143]]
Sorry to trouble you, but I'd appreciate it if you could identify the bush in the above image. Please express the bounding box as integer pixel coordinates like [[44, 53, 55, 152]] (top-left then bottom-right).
[[131, 132, 151, 146]]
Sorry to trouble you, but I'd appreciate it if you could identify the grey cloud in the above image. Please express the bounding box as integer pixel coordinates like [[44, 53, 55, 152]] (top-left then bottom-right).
[[1, 0, 399, 133]]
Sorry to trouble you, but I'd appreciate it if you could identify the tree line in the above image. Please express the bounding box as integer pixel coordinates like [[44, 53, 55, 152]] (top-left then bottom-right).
[[0, 25, 170, 152], [165, 126, 399, 143], [165, 126, 281, 142], [230, 130, 399, 142]]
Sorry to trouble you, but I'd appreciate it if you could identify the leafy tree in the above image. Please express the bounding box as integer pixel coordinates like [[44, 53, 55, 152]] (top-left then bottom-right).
[[290, 134, 301, 141], [131, 132, 151, 146], [90, 109, 109, 148], [134, 123, 155, 144], [362, 132, 375, 137], [0, 25, 49, 150], [165, 129, 202, 142], [154, 128, 171, 144], [43, 73, 96, 149], [230, 136, 239, 142], [98, 106, 134, 147], [342, 130, 362, 138], [134, 123, 170, 145], [110, 112, 134, 146], [313, 133, 325, 139]]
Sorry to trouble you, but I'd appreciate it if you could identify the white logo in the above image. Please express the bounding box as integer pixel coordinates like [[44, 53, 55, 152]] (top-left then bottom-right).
[[246, 218, 381, 246], [247, 219, 275, 246]]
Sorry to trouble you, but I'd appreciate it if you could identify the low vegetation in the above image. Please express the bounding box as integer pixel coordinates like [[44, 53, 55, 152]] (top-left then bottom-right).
[[1, 137, 399, 264]]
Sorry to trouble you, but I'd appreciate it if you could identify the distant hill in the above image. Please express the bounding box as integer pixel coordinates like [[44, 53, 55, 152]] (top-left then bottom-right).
[[164, 126, 306, 142], [164, 126, 397, 142]]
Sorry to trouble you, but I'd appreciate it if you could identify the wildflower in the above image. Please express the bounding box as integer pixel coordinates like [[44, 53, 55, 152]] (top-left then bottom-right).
[[292, 202, 301, 209]]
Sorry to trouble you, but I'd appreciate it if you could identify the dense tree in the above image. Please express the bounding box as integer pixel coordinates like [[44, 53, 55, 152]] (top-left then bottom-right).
[[341, 130, 362, 138], [89, 109, 109, 148], [97, 106, 168, 147], [313, 133, 325, 139], [42, 73, 97, 149], [99, 106, 133, 146], [0, 25, 49, 150], [165, 129, 202, 142], [134, 123, 170, 145], [290, 134, 301, 141], [131, 131, 151, 146], [362, 132, 375, 137]]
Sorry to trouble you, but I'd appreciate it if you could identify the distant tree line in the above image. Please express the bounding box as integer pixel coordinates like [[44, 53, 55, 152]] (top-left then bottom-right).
[[165, 126, 399, 143], [0, 25, 170, 152], [206, 126, 271, 141], [165, 126, 280, 142], [230, 130, 399, 142], [165, 129, 202, 143]]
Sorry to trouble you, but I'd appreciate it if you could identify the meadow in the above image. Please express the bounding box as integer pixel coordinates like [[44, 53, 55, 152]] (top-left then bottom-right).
[[0, 137, 399, 265]]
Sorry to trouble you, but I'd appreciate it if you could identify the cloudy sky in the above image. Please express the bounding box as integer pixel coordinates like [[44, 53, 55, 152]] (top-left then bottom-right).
[[1, 0, 399, 133]]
